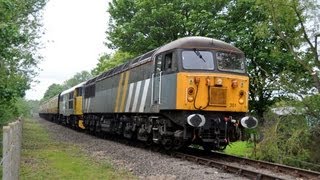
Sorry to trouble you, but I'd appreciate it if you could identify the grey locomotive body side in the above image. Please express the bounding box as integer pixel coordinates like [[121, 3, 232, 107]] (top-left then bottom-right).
[[83, 59, 177, 114]]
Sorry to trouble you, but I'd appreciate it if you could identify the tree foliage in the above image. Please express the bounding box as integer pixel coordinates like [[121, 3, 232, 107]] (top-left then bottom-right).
[[258, 0, 319, 94], [42, 83, 63, 102], [107, 0, 229, 55], [63, 70, 92, 89], [0, 0, 47, 123], [41, 71, 93, 102], [218, 0, 302, 119], [256, 111, 317, 170], [299, 95, 320, 164], [92, 51, 134, 76]]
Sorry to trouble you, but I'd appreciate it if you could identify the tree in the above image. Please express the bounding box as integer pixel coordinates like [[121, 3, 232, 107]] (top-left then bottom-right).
[[107, 0, 229, 55], [298, 94, 320, 164], [63, 70, 93, 89], [41, 71, 93, 102], [256, 111, 312, 169], [92, 51, 134, 76], [219, 0, 308, 119], [0, 0, 47, 123], [259, 0, 320, 94], [42, 84, 63, 102]]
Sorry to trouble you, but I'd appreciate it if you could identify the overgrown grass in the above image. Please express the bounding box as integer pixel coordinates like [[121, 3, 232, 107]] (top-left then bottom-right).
[[225, 141, 255, 158], [20, 118, 135, 179]]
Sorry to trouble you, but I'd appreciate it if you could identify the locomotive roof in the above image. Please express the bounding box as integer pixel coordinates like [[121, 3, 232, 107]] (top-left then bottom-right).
[[86, 36, 243, 84], [155, 36, 243, 54]]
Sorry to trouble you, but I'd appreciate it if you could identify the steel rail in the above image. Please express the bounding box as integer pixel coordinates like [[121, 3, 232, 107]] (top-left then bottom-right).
[[172, 152, 282, 180], [210, 151, 320, 180]]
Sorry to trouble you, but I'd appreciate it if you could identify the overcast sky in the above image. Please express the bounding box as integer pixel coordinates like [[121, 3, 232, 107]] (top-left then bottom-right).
[[25, 0, 112, 100]]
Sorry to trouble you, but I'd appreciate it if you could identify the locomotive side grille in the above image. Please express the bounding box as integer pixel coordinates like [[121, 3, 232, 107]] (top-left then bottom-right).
[[209, 87, 227, 106]]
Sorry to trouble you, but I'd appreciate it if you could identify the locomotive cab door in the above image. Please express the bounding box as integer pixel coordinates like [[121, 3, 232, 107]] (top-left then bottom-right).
[[151, 54, 163, 112]]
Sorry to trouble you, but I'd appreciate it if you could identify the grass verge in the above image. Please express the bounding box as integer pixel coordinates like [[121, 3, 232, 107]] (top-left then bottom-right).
[[225, 141, 255, 158], [20, 118, 135, 179]]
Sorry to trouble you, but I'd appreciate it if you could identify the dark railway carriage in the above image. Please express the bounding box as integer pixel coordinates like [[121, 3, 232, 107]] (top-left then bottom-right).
[[83, 36, 258, 150]]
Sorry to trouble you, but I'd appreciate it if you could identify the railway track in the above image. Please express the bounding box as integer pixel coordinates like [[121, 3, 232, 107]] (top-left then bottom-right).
[[93, 130, 320, 179], [172, 148, 320, 180], [45, 118, 320, 179], [210, 151, 320, 180]]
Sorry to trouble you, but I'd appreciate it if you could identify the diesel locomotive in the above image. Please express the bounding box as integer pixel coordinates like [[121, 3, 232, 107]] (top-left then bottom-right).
[[39, 36, 258, 151]]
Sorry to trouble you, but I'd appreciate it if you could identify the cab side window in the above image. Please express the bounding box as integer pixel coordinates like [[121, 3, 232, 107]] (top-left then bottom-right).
[[155, 52, 175, 75], [164, 53, 173, 72]]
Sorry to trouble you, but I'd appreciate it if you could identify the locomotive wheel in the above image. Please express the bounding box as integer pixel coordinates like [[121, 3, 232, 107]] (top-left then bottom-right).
[[217, 144, 227, 151], [144, 135, 153, 147], [202, 143, 213, 152], [162, 138, 173, 151], [203, 143, 227, 151]]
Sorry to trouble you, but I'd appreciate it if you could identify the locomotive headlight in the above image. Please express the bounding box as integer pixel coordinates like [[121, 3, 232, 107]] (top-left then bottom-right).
[[239, 90, 245, 97], [240, 116, 258, 129], [187, 87, 195, 95], [239, 91, 245, 104], [231, 80, 238, 88], [187, 96, 194, 102], [187, 87, 195, 102], [215, 78, 223, 85], [187, 114, 206, 127]]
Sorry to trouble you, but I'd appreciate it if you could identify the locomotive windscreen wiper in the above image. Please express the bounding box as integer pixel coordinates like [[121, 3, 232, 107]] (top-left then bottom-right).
[[193, 49, 206, 62]]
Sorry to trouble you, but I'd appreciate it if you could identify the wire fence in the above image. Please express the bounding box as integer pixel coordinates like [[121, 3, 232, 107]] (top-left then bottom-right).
[[1, 118, 22, 180]]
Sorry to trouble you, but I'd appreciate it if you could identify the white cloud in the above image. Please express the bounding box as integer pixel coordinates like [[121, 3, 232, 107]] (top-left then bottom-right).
[[26, 0, 112, 100]]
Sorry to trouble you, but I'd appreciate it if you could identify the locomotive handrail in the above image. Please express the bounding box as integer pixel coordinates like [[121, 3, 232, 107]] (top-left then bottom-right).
[[151, 73, 154, 106], [159, 71, 162, 104]]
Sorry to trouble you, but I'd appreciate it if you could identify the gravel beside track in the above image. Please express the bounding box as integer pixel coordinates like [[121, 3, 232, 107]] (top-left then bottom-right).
[[36, 117, 247, 180]]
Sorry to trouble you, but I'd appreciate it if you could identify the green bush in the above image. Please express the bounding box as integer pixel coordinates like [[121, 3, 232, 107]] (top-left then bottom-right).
[[256, 111, 311, 168]]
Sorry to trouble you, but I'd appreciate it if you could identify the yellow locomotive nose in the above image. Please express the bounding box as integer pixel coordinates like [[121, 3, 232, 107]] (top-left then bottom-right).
[[177, 73, 249, 112]]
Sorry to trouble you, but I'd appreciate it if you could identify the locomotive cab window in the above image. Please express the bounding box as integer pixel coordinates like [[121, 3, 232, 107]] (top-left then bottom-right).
[[69, 92, 73, 99], [216, 52, 245, 73], [182, 50, 214, 70], [164, 53, 173, 72], [76, 87, 83, 96], [69, 100, 73, 109]]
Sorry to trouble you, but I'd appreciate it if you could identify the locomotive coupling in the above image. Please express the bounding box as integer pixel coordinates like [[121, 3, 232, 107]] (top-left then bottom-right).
[[240, 116, 258, 129], [187, 114, 206, 127]]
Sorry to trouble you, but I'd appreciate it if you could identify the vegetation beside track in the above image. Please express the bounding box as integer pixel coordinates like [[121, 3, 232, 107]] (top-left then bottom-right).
[[225, 141, 254, 158], [20, 118, 135, 179]]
